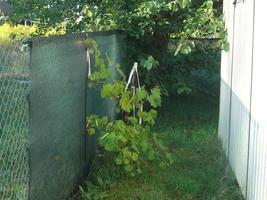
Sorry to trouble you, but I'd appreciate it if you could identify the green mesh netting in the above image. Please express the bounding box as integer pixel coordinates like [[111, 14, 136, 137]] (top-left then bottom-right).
[[0, 41, 30, 200], [85, 31, 126, 117], [0, 31, 126, 200], [29, 35, 87, 200], [84, 31, 127, 167]]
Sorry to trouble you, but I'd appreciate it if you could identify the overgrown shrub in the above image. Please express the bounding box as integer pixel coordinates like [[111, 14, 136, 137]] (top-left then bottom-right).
[[85, 39, 173, 177], [135, 39, 221, 96], [0, 23, 35, 44]]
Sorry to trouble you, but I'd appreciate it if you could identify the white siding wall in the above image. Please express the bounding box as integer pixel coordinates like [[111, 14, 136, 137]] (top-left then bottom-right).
[[218, 0, 234, 155], [229, 0, 254, 194], [219, 0, 267, 199], [246, 2, 267, 200]]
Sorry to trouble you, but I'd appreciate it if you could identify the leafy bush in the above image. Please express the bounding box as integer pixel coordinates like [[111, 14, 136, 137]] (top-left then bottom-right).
[[189, 68, 220, 96], [0, 23, 35, 44], [85, 39, 173, 176], [135, 39, 221, 96], [10, 0, 226, 98]]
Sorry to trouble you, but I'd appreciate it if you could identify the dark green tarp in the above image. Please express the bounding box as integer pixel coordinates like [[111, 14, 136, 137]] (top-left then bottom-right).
[[29, 35, 87, 200], [84, 31, 126, 168], [28, 31, 126, 200]]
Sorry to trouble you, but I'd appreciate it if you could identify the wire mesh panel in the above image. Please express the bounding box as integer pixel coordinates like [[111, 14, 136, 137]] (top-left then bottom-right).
[[0, 41, 30, 200]]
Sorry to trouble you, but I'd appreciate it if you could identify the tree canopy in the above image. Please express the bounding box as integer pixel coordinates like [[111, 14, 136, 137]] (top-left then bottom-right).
[[10, 0, 227, 52], [9, 0, 226, 95]]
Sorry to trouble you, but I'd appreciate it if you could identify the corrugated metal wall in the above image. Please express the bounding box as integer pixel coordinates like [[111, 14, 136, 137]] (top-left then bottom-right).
[[219, 0, 267, 199]]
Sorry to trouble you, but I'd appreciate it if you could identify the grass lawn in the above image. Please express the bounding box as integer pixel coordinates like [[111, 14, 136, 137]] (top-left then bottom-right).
[[80, 94, 244, 200]]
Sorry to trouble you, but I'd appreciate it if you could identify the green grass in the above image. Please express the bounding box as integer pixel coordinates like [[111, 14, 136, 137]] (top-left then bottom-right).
[[80, 94, 244, 200]]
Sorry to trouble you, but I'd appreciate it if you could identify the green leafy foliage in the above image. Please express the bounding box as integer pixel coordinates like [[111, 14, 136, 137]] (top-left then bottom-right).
[[140, 55, 159, 71], [80, 94, 243, 200], [176, 81, 192, 94], [85, 41, 172, 176], [10, 0, 227, 54], [175, 0, 228, 55], [10, 0, 227, 97], [0, 23, 35, 44], [135, 39, 221, 97], [147, 87, 162, 108]]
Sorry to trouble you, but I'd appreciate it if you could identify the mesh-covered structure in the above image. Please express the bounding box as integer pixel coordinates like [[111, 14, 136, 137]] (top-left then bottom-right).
[[0, 30, 126, 200], [29, 34, 88, 200]]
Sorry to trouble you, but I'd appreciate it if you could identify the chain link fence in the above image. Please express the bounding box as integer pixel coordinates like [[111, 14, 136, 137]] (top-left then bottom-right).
[[0, 40, 30, 200]]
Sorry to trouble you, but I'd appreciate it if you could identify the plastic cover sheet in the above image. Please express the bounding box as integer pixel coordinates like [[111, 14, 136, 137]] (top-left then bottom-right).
[[28, 31, 126, 199], [29, 35, 87, 200], [85, 31, 126, 168]]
